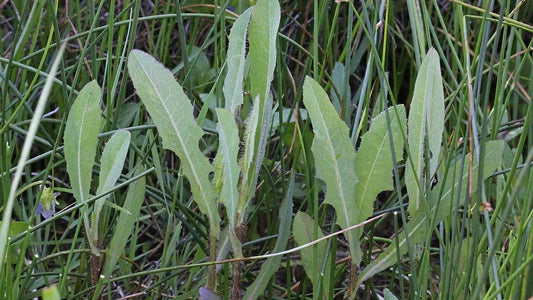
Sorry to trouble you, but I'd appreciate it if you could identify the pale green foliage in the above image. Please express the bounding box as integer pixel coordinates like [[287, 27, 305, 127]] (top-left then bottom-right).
[[358, 140, 505, 284], [214, 108, 241, 255], [127, 49, 220, 236], [64, 80, 102, 253], [92, 131, 131, 243], [302, 76, 360, 262], [352, 105, 406, 264], [104, 167, 146, 278], [405, 48, 445, 214], [223, 8, 252, 114], [292, 212, 332, 299]]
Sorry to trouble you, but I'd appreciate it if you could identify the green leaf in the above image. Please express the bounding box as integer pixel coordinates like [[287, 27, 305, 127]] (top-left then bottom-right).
[[248, 0, 279, 103], [352, 105, 406, 264], [223, 7, 252, 114], [64, 80, 102, 254], [358, 140, 505, 284], [237, 0, 280, 222], [128, 50, 219, 236], [405, 48, 445, 214], [244, 173, 294, 299], [104, 166, 146, 278], [303, 76, 360, 262], [91, 130, 131, 243], [64, 80, 101, 205], [292, 212, 332, 298], [214, 108, 241, 255]]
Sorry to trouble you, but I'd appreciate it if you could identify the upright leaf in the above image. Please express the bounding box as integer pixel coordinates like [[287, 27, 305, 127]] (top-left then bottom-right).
[[303, 76, 360, 262], [104, 166, 146, 278], [352, 105, 406, 264], [91, 130, 131, 243], [214, 108, 241, 255], [64, 80, 101, 253], [128, 50, 220, 235], [238, 0, 280, 217], [244, 173, 294, 299], [223, 8, 252, 114], [64, 80, 101, 206], [405, 48, 445, 213], [358, 140, 504, 284]]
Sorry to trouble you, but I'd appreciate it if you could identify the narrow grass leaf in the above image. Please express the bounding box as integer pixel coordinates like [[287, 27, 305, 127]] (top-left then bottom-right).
[[128, 50, 219, 235], [293, 211, 332, 297], [303, 76, 360, 262], [91, 130, 130, 243], [244, 173, 294, 299], [358, 140, 504, 284], [214, 108, 241, 254], [223, 7, 252, 114], [405, 48, 444, 214], [104, 166, 146, 278], [353, 105, 406, 264]]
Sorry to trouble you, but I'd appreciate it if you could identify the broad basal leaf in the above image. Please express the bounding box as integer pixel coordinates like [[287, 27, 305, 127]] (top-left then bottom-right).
[[64, 80, 101, 206], [352, 105, 406, 265], [406, 47, 445, 214], [128, 50, 219, 235], [303, 76, 360, 262], [358, 140, 504, 284], [223, 7, 252, 114]]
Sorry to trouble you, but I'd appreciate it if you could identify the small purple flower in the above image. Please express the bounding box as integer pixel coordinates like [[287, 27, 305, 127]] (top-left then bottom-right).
[[36, 187, 60, 219]]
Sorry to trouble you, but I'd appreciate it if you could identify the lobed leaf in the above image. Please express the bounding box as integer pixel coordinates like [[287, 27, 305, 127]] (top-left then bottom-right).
[[303, 76, 360, 262], [128, 50, 220, 235]]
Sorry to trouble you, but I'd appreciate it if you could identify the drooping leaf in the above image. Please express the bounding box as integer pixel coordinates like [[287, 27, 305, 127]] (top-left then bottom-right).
[[223, 7, 252, 114], [42, 285, 61, 300], [292, 212, 332, 299], [128, 50, 220, 235], [303, 76, 360, 263], [405, 48, 445, 214], [358, 140, 504, 284], [244, 173, 294, 299], [91, 130, 130, 243], [104, 166, 146, 278], [64, 80, 101, 206], [352, 105, 406, 264], [214, 108, 241, 255]]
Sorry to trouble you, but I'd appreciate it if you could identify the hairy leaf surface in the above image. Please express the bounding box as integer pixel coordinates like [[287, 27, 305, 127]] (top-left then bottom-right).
[[128, 50, 219, 235], [303, 76, 360, 262], [406, 48, 445, 214]]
